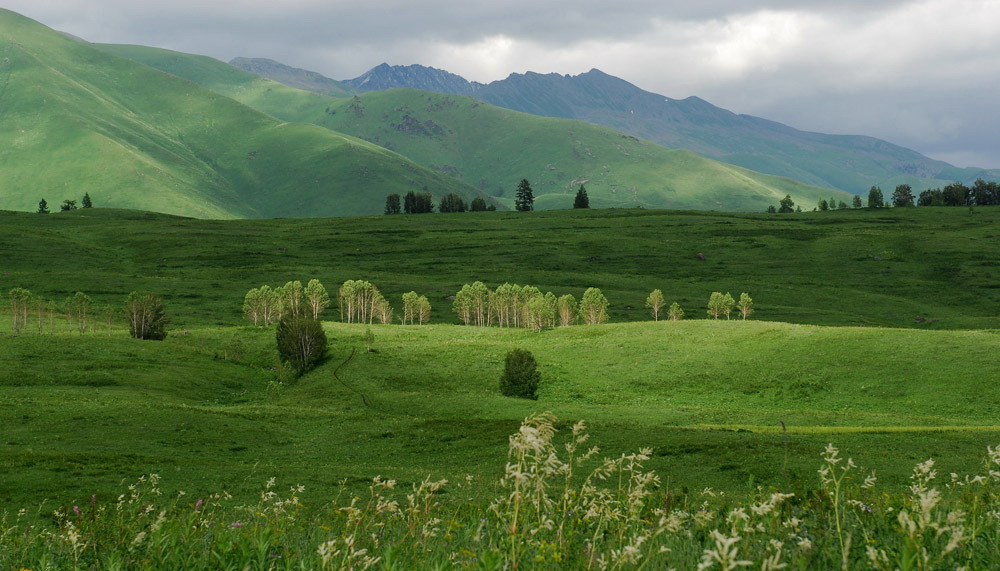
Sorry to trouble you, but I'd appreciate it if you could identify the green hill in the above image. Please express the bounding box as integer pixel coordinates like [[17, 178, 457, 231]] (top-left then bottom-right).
[[0, 9, 482, 218], [98, 43, 850, 212], [2, 206, 998, 330]]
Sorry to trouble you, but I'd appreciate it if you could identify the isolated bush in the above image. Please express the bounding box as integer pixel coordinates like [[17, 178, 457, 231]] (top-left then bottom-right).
[[276, 317, 327, 376], [499, 349, 540, 400], [124, 291, 168, 340]]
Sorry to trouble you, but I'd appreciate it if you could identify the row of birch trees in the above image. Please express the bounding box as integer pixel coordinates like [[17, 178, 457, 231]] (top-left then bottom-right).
[[3, 287, 111, 335], [243, 280, 433, 326], [242, 280, 331, 326], [452, 282, 609, 330]]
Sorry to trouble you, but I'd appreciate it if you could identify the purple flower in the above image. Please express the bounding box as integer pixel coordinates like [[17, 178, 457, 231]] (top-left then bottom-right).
[[230, 522, 244, 528], [195, 499, 204, 512], [73, 506, 81, 517]]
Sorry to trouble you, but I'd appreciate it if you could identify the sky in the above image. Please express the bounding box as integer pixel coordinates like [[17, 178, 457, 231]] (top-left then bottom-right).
[[7, 0, 999, 168]]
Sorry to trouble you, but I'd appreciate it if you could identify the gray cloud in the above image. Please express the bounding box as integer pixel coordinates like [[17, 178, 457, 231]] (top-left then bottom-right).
[[5, 0, 998, 168]]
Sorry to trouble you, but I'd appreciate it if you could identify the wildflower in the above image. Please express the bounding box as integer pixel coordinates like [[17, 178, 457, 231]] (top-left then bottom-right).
[[195, 499, 203, 512], [230, 522, 244, 528], [697, 530, 752, 570]]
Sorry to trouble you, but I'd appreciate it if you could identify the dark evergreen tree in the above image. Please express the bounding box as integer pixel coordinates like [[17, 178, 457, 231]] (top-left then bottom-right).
[[415, 191, 434, 213], [892, 184, 914, 207], [384, 193, 401, 215], [867, 186, 884, 208], [852, 195, 863, 208], [818, 199, 829, 211], [972, 179, 1000, 206], [766, 205, 777, 213], [778, 194, 794, 213], [499, 349, 540, 399], [276, 317, 327, 376], [438, 193, 468, 213], [403, 191, 417, 214], [470, 197, 488, 211], [573, 185, 589, 209], [514, 179, 534, 212], [37, 199, 49, 214], [82, 192, 93, 208]]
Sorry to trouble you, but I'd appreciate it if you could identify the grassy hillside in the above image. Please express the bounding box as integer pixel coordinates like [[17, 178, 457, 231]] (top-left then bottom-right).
[[3, 318, 999, 513], [98, 44, 850, 212], [1, 206, 998, 330], [0, 9, 482, 218]]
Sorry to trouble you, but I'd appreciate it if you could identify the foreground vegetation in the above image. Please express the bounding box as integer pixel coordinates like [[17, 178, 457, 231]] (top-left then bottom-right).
[[3, 414, 999, 569]]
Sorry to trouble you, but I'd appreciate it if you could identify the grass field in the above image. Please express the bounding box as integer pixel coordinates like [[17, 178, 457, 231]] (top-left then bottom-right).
[[2, 206, 999, 516]]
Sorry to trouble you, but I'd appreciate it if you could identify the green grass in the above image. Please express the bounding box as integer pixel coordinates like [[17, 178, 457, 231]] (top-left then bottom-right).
[[2, 206, 998, 330], [0, 9, 482, 218], [97, 43, 850, 212]]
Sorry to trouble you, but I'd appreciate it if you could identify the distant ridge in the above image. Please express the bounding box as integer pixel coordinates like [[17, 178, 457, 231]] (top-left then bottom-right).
[[229, 57, 352, 97], [323, 63, 1000, 193], [342, 63, 483, 96]]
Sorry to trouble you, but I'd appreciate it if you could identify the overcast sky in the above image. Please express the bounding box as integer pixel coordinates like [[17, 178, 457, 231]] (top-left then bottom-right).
[[8, 0, 999, 168]]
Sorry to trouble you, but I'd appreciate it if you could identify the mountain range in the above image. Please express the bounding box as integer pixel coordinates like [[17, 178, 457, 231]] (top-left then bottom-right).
[[231, 59, 1000, 193], [105, 44, 845, 212]]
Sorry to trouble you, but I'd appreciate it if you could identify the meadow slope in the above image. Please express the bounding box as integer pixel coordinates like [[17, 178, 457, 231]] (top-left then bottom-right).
[[0, 9, 483, 218], [97, 43, 849, 212]]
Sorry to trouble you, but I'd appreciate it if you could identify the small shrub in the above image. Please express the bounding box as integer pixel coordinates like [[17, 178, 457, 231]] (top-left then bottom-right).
[[499, 349, 540, 399], [276, 317, 327, 376], [124, 291, 168, 340]]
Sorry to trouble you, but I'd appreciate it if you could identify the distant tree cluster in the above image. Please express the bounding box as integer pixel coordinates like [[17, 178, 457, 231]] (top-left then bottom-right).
[[767, 195, 804, 213], [706, 292, 754, 320], [38, 193, 93, 214], [243, 280, 330, 326], [916, 179, 1000, 207], [400, 291, 431, 325], [3, 287, 121, 336], [338, 280, 393, 325], [385, 192, 495, 214], [452, 282, 609, 330]]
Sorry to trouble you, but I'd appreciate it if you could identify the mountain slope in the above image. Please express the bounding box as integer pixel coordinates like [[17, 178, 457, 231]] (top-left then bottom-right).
[[0, 10, 481, 218], [329, 63, 999, 193], [101, 44, 847, 212], [229, 57, 353, 97]]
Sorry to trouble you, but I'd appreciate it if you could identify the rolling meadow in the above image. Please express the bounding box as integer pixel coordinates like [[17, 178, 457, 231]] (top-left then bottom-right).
[[2, 206, 1000, 567]]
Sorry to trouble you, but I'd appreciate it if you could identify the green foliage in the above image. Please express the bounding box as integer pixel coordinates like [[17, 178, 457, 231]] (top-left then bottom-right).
[[362, 327, 375, 353], [498, 349, 539, 399], [852, 195, 863, 208], [778, 194, 794, 213], [573, 184, 589, 209], [737, 292, 754, 320], [470, 197, 489, 212], [7, 287, 32, 334], [65, 291, 93, 334], [384, 193, 401, 215], [276, 317, 327, 375], [304, 279, 330, 320], [868, 186, 885, 208], [892, 184, 915, 207], [82, 192, 93, 208], [60, 199, 78, 211], [36, 198, 49, 214], [437, 193, 468, 213], [557, 294, 577, 326], [124, 291, 168, 340], [707, 291, 736, 320], [668, 301, 685, 321], [404, 191, 434, 214], [645, 288, 665, 321], [579, 287, 609, 325], [818, 199, 829, 211], [514, 179, 534, 212]]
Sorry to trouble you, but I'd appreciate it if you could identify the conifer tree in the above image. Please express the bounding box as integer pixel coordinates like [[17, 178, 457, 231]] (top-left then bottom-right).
[[514, 179, 534, 212], [384, 194, 401, 215], [37, 199, 49, 214], [82, 193, 93, 208], [573, 185, 589, 209]]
